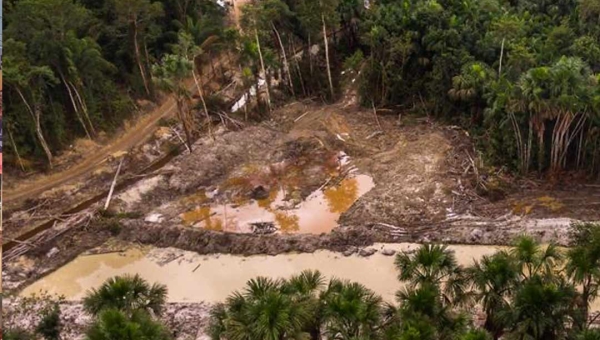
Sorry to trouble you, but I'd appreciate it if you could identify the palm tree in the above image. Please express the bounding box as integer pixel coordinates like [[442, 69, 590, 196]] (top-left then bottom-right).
[[395, 283, 467, 340], [395, 244, 468, 306], [320, 279, 383, 339], [209, 276, 314, 340], [566, 223, 600, 330], [152, 54, 195, 151], [86, 309, 172, 340], [510, 235, 562, 280], [83, 274, 167, 317], [172, 31, 217, 126], [467, 251, 519, 339], [448, 62, 496, 124], [499, 276, 578, 340]]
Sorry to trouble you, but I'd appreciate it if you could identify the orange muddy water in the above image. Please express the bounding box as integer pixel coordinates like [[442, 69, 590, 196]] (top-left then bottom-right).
[[182, 174, 375, 234]]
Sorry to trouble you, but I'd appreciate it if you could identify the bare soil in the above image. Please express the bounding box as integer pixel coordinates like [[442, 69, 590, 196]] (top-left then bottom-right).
[[3, 81, 599, 302]]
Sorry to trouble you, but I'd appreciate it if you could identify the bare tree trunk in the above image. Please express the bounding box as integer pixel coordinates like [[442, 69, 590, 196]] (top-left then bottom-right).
[[192, 58, 211, 121], [60, 73, 91, 139], [192, 57, 213, 138], [33, 104, 54, 169], [104, 157, 124, 210], [498, 38, 505, 75], [70, 81, 96, 137], [133, 22, 151, 97], [7, 127, 26, 172], [290, 38, 307, 97], [576, 121, 585, 168], [308, 34, 313, 76], [560, 113, 587, 168], [175, 97, 194, 152], [143, 39, 154, 98], [526, 120, 533, 173], [294, 57, 307, 97], [255, 28, 271, 111], [509, 111, 524, 173], [272, 22, 295, 97], [322, 14, 335, 100], [255, 76, 262, 110]]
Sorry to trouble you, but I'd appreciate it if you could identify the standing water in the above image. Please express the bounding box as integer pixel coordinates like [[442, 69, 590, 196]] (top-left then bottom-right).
[[182, 174, 375, 234], [21, 244, 500, 303]]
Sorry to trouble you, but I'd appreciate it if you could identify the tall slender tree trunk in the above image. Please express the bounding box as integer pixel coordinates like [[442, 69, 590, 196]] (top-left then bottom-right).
[[537, 129, 545, 173], [192, 63, 211, 121], [255, 28, 271, 111], [498, 38, 505, 75], [143, 39, 154, 98], [16, 86, 53, 168], [322, 14, 335, 100], [175, 97, 193, 152], [7, 127, 26, 172], [526, 120, 533, 173], [133, 21, 151, 97], [272, 22, 295, 97], [290, 39, 307, 97], [59, 73, 91, 140], [308, 34, 313, 76], [509, 111, 524, 173], [70, 81, 96, 137], [33, 103, 55, 170], [191, 57, 213, 138]]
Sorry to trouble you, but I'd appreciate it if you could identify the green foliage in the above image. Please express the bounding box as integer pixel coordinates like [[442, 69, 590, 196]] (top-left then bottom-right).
[[343, 50, 364, 72], [86, 309, 172, 340], [83, 274, 168, 316], [358, 0, 600, 175], [460, 330, 493, 340], [211, 227, 600, 340], [82, 276, 172, 340], [577, 329, 600, 340], [2, 329, 34, 340], [3, 294, 66, 340], [36, 303, 62, 340], [3, 0, 225, 169]]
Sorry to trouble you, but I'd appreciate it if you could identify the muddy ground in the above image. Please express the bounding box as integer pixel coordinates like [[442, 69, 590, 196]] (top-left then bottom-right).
[[2, 122, 180, 241], [3, 92, 600, 339], [3, 96, 599, 295]]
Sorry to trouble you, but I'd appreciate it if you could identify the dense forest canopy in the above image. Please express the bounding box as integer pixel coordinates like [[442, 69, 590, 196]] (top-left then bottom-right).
[[358, 0, 600, 175], [2, 0, 226, 169], [2, 0, 599, 178]]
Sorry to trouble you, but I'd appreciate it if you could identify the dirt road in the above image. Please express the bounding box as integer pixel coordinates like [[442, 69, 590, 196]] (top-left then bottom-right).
[[2, 68, 216, 205]]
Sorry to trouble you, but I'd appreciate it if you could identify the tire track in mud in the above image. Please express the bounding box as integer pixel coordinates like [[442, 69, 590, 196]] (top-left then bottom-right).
[[2, 63, 237, 254], [4, 61, 228, 206]]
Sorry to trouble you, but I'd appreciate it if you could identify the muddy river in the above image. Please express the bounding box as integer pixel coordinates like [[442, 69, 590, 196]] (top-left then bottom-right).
[[5, 245, 495, 297]]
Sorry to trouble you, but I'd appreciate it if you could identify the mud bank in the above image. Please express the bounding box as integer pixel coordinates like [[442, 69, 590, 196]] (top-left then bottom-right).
[[117, 214, 588, 258], [119, 221, 381, 255]]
